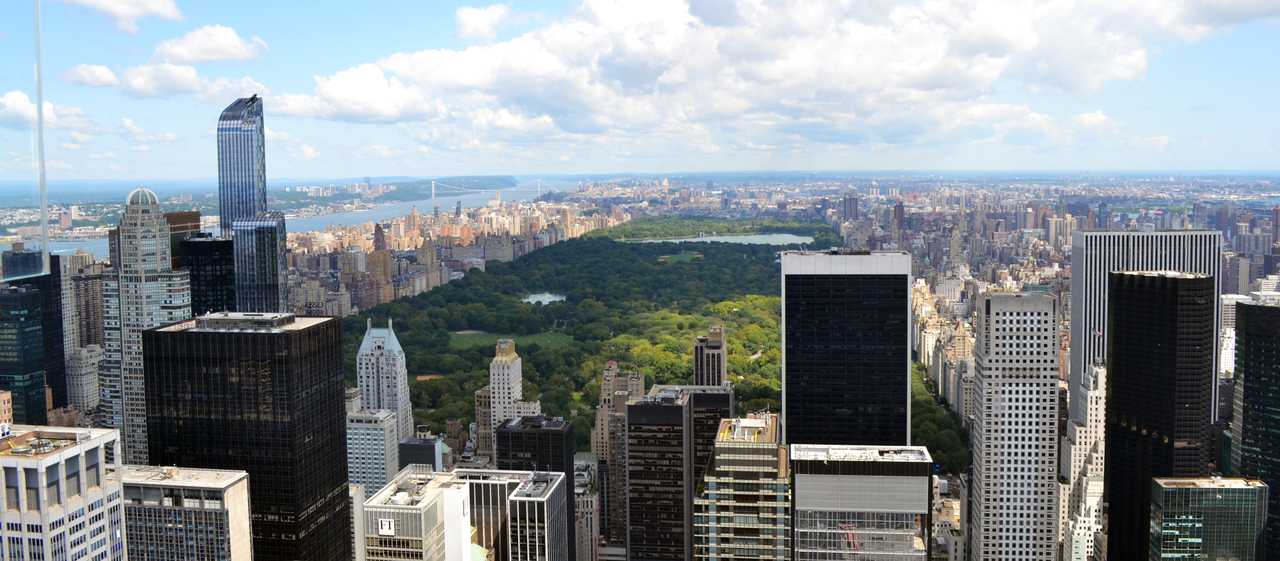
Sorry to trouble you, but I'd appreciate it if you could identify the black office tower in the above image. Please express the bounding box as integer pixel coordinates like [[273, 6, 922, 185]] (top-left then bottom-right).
[[781, 250, 912, 446], [1234, 300, 1280, 558], [1103, 271, 1215, 560], [9, 254, 68, 408], [176, 233, 236, 315], [496, 415, 576, 559], [144, 312, 350, 561], [0, 286, 45, 424]]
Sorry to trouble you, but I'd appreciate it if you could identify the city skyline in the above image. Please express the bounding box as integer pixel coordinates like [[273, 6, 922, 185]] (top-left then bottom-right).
[[3, 1, 1280, 182]]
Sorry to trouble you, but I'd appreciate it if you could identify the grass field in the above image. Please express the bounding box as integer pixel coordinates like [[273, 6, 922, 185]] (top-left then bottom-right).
[[447, 330, 576, 351]]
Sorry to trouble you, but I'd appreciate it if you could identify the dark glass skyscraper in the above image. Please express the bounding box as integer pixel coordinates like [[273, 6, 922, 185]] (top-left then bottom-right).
[[1233, 300, 1280, 557], [496, 415, 576, 559], [1103, 271, 1215, 560], [233, 212, 288, 313], [176, 233, 236, 315], [0, 286, 45, 424], [693, 326, 726, 386], [9, 254, 67, 408], [144, 312, 350, 561], [217, 95, 266, 237], [781, 250, 912, 446]]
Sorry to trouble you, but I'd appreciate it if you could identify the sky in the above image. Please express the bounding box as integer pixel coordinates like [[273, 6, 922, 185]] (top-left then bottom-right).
[[1, 0, 1279, 182]]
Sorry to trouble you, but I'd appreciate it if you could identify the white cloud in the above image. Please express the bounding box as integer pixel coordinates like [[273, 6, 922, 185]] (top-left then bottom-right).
[[120, 63, 202, 96], [60, 142, 82, 150], [1073, 111, 1112, 129], [63, 64, 119, 87], [154, 25, 268, 63], [264, 127, 291, 141], [120, 117, 177, 143], [456, 4, 512, 40], [62, 0, 181, 33], [199, 76, 269, 103], [1137, 135, 1173, 151], [299, 144, 319, 160], [0, 91, 91, 130], [70, 131, 92, 143]]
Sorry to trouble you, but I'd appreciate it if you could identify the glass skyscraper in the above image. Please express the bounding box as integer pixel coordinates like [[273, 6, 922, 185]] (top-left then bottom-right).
[[217, 95, 267, 237], [1149, 477, 1268, 561], [233, 211, 288, 313], [1233, 299, 1280, 558]]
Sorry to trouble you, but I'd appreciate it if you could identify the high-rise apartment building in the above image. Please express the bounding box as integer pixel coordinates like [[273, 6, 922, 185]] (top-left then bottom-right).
[[479, 339, 541, 458], [233, 211, 288, 313], [496, 415, 576, 558], [144, 312, 350, 561], [175, 233, 236, 315], [474, 386, 494, 460], [1149, 477, 1268, 561], [0, 286, 46, 424], [217, 95, 267, 237], [65, 344, 102, 414], [693, 413, 791, 560], [102, 188, 192, 464], [347, 409, 399, 492], [72, 269, 105, 347], [1232, 298, 1280, 557], [790, 444, 933, 560], [357, 319, 414, 440], [970, 292, 1059, 560], [120, 465, 254, 561], [1104, 271, 1216, 560], [0, 425, 126, 561], [591, 361, 643, 458], [781, 250, 912, 446], [627, 385, 734, 561], [588, 362, 644, 548], [693, 325, 727, 386]]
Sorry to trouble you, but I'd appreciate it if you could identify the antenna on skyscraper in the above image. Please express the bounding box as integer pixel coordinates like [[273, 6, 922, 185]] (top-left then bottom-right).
[[33, 0, 49, 274]]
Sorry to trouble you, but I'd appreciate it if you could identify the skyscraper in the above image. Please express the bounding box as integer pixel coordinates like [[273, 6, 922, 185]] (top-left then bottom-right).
[[120, 465, 254, 561], [144, 312, 350, 561], [781, 250, 912, 446], [1061, 364, 1106, 561], [693, 325, 727, 386], [8, 254, 67, 408], [589, 362, 644, 549], [360, 465, 473, 561], [65, 344, 102, 415], [1104, 271, 1216, 560], [693, 413, 791, 561], [102, 187, 192, 464], [1149, 477, 1268, 561], [347, 409, 399, 492], [357, 319, 413, 440], [175, 233, 236, 315], [970, 292, 1060, 560], [0, 286, 45, 424], [479, 339, 541, 457], [233, 211, 288, 313], [217, 95, 266, 237], [495, 415, 576, 559], [790, 444, 932, 560], [1232, 298, 1280, 556]]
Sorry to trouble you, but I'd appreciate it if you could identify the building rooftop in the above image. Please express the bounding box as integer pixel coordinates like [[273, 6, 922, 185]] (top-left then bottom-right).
[[1118, 270, 1209, 279], [368, 465, 563, 509], [1154, 476, 1268, 490], [511, 472, 562, 501], [497, 415, 569, 432], [0, 425, 114, 460], [119, 465, 248, 490], [717, 414, 779, 445], [156, 312, 330, 333], [789, 444, 932, 464]]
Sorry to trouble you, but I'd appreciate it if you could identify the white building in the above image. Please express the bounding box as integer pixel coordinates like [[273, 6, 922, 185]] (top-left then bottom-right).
[[66, 344, 103, 413], [347, 409, 400, 491], [0, 425, 127, 561], [101, 188, 192, 464], [120, 465, 253, 561], [970, 292, 1060, 560], [485, 340, 541, 455], [357, 319, 414, 441]]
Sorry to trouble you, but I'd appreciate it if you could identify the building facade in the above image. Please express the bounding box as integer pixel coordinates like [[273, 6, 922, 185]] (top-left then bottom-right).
[[483, 340, 541, 458], [693, 325, 727, 386], [232, 212, 288, 313], [970, 292, 1060, 560], [143, 312, 350, 561], [361, 465, 472, 561], [781, 250, 912, 446], [8, 254, 68, 409], [496, 415, 576, 559], [693, 413, 791, 560], [1104, 271, 1216, 560], [0, 286, 46, 424], [1149, 477, 1268, 561], [175, 233, 236, 315], [65, 344, 102, 414], [1233, 299, 1280, 557], [347, 409, 399, 492], [357, 319, 414, 441], [1060, 364, 1106, 561], [120, 465, 254, 561], [217, 95, 267, 237]]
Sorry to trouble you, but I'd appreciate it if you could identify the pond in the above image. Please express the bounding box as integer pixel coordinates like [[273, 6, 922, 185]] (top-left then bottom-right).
[[522, 292, 566, 305]]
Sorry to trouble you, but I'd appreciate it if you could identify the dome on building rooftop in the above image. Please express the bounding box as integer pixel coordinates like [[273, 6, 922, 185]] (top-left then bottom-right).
[[126, 187, 159, 206]]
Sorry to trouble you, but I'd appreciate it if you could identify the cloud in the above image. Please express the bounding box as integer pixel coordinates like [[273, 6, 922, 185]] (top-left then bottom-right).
[[1072, 111, 1112, 129], [298, 144, 318, 160], [63, 64, 119, 87], [120, 117, 177, 143], [70, 131, 92, 143], [0, 91, 91, 130], [154, 25, 268, 63], [121, 63, 202, 96], [456, 4, 512, 40], [62, 0, 181, 33], [199, 76, 269, 102]]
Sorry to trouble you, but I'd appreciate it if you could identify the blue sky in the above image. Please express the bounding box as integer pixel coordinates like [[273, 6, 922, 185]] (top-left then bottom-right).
[[1, 0, 1278, 182]]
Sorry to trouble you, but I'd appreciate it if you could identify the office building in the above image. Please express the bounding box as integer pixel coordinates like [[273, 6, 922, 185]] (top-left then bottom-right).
[[0, 286, 46, 424], [496, 415, 576, 558], [781, 250, 912, 446], [1232, 298, 1280, 556], [357, 319, 414, 440], [575, 462, 599, 561], [164, 210, 202, 256], [361, 465, 473, 561], [398, 434, 446, 471], [1149, 477, 1268, 561], [217, 95, 267, 237], [474, 386, 494, 461], [0, 425, 126, 561], [233, 211, 288, 313], [841, 194, 858, 221], [102, 187, 192, 464], [120, 465, 253, 561], [65, 344, 102, 413], [1, 243, 43, 279], [970, 292, 1060, 560], [693, 325, 727, 386], [347, 409, 399, 492], [790, 444, 933, 560], [627, 385, 734, 561], [349, 484, 367, 561], [1104, 271, 1216, 560], [8, 254, 68, 409], [72, 269, 105, 348], [1060, 364, 1106, 561], [591, 361, 644, 459], [175, 233, 236, 315], [144, 312, 350, 561], [481, 339, 541, 457], [693, 413, 790, 560], [589, 361, 644, 547]]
